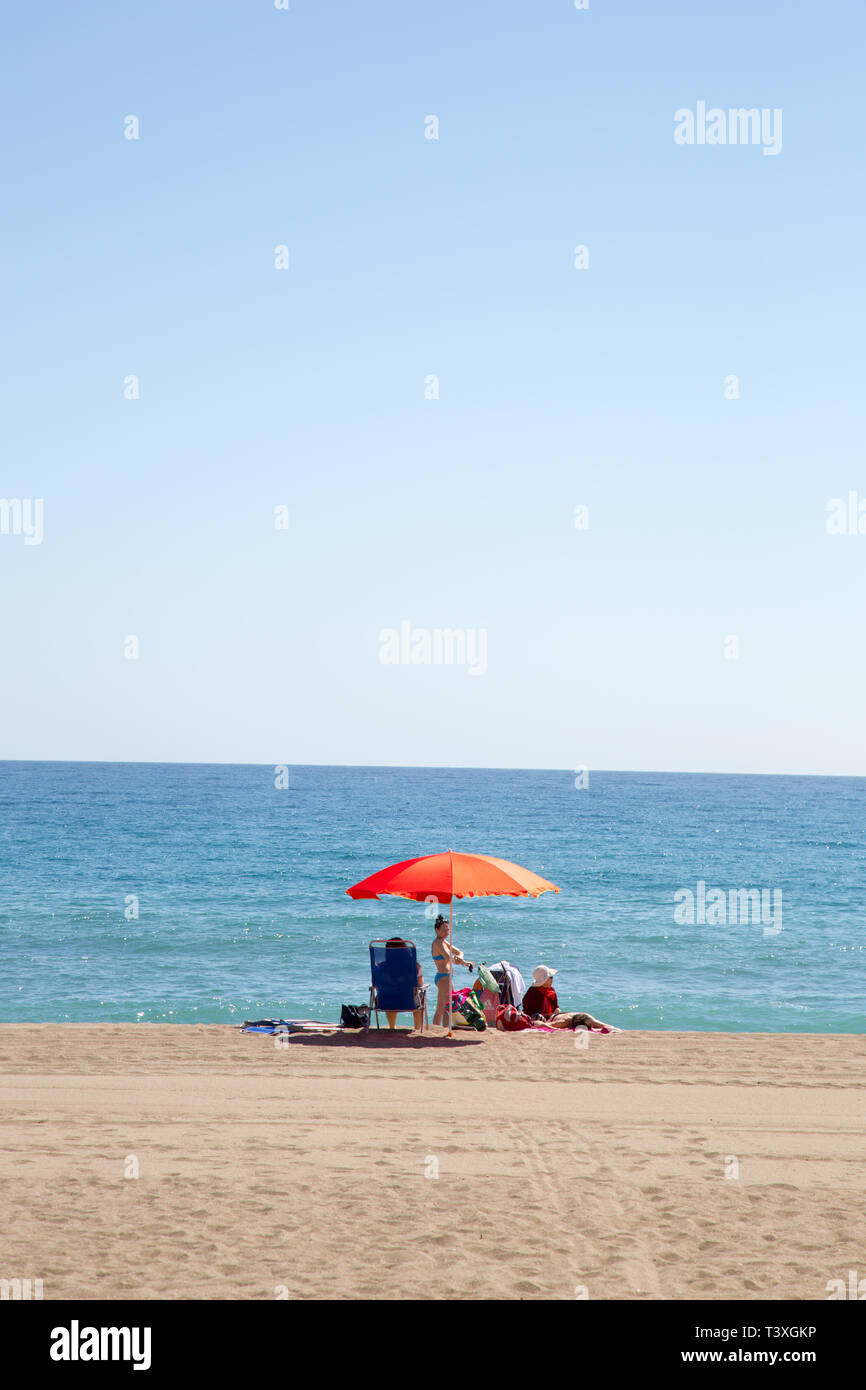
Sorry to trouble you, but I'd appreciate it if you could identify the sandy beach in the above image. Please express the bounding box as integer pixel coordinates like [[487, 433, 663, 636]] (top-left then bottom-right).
[[0, 1024, 863, 1301]]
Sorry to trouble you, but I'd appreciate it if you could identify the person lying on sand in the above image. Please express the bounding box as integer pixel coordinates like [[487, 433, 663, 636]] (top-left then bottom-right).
[[431, 914, 474, 1027], [522, 965, 620, 1032]]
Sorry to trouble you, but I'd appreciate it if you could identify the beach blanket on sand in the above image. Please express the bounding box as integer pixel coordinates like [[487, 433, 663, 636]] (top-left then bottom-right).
[[522, 1024, 614, 1035], [285, 1021, 343, 1033], [240, 1019, 343, 1034]]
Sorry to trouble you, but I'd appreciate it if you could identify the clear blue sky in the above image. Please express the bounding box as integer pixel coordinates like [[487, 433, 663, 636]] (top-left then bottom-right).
[[2, 1, 864, 774]]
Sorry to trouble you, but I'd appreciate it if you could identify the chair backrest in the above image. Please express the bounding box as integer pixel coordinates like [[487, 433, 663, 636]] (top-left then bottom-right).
[[488, 962, 515, 1007], [370, 939, 418, 1010]]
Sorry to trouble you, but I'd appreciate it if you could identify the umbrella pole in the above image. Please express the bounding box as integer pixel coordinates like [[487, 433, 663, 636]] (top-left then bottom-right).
[[447, 896, 453, 1037]]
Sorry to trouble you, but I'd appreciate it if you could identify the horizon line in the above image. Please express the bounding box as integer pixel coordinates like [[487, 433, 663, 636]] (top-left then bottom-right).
[[0, 759, 862, 780]]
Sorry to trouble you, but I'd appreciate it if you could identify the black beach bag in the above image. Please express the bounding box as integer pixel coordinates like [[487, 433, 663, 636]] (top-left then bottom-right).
[[340, 1004, 369, 1029]]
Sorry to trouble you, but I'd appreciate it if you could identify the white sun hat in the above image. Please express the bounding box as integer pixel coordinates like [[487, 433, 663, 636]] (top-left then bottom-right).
[[532, 965, 558, 986]]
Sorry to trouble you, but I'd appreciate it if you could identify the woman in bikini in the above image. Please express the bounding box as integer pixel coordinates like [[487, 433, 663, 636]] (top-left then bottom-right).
[[431, 914, 474, 1028]]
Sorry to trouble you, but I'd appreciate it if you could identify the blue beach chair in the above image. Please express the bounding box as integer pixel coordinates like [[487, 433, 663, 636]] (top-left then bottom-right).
[[368, 938, 428, 1033]]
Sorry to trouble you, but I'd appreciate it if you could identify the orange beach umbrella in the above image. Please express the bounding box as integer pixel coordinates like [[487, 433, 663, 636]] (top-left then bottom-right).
[[346, 851, 559, 1033]]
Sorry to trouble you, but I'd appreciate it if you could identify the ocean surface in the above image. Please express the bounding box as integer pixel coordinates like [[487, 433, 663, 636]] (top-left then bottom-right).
[[0, 763, 863, 1031]]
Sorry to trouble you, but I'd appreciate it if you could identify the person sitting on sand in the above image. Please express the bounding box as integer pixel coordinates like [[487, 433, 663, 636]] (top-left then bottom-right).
[[431, 914, 474, 1028], [522, 966, 619, 1032]]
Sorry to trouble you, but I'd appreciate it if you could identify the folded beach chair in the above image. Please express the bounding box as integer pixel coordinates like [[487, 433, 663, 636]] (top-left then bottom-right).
[[368, 938, 428, 1033]]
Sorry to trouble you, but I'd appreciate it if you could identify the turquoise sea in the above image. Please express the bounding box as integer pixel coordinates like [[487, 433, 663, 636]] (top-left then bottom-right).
[[0, 762, 863, 1031]]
